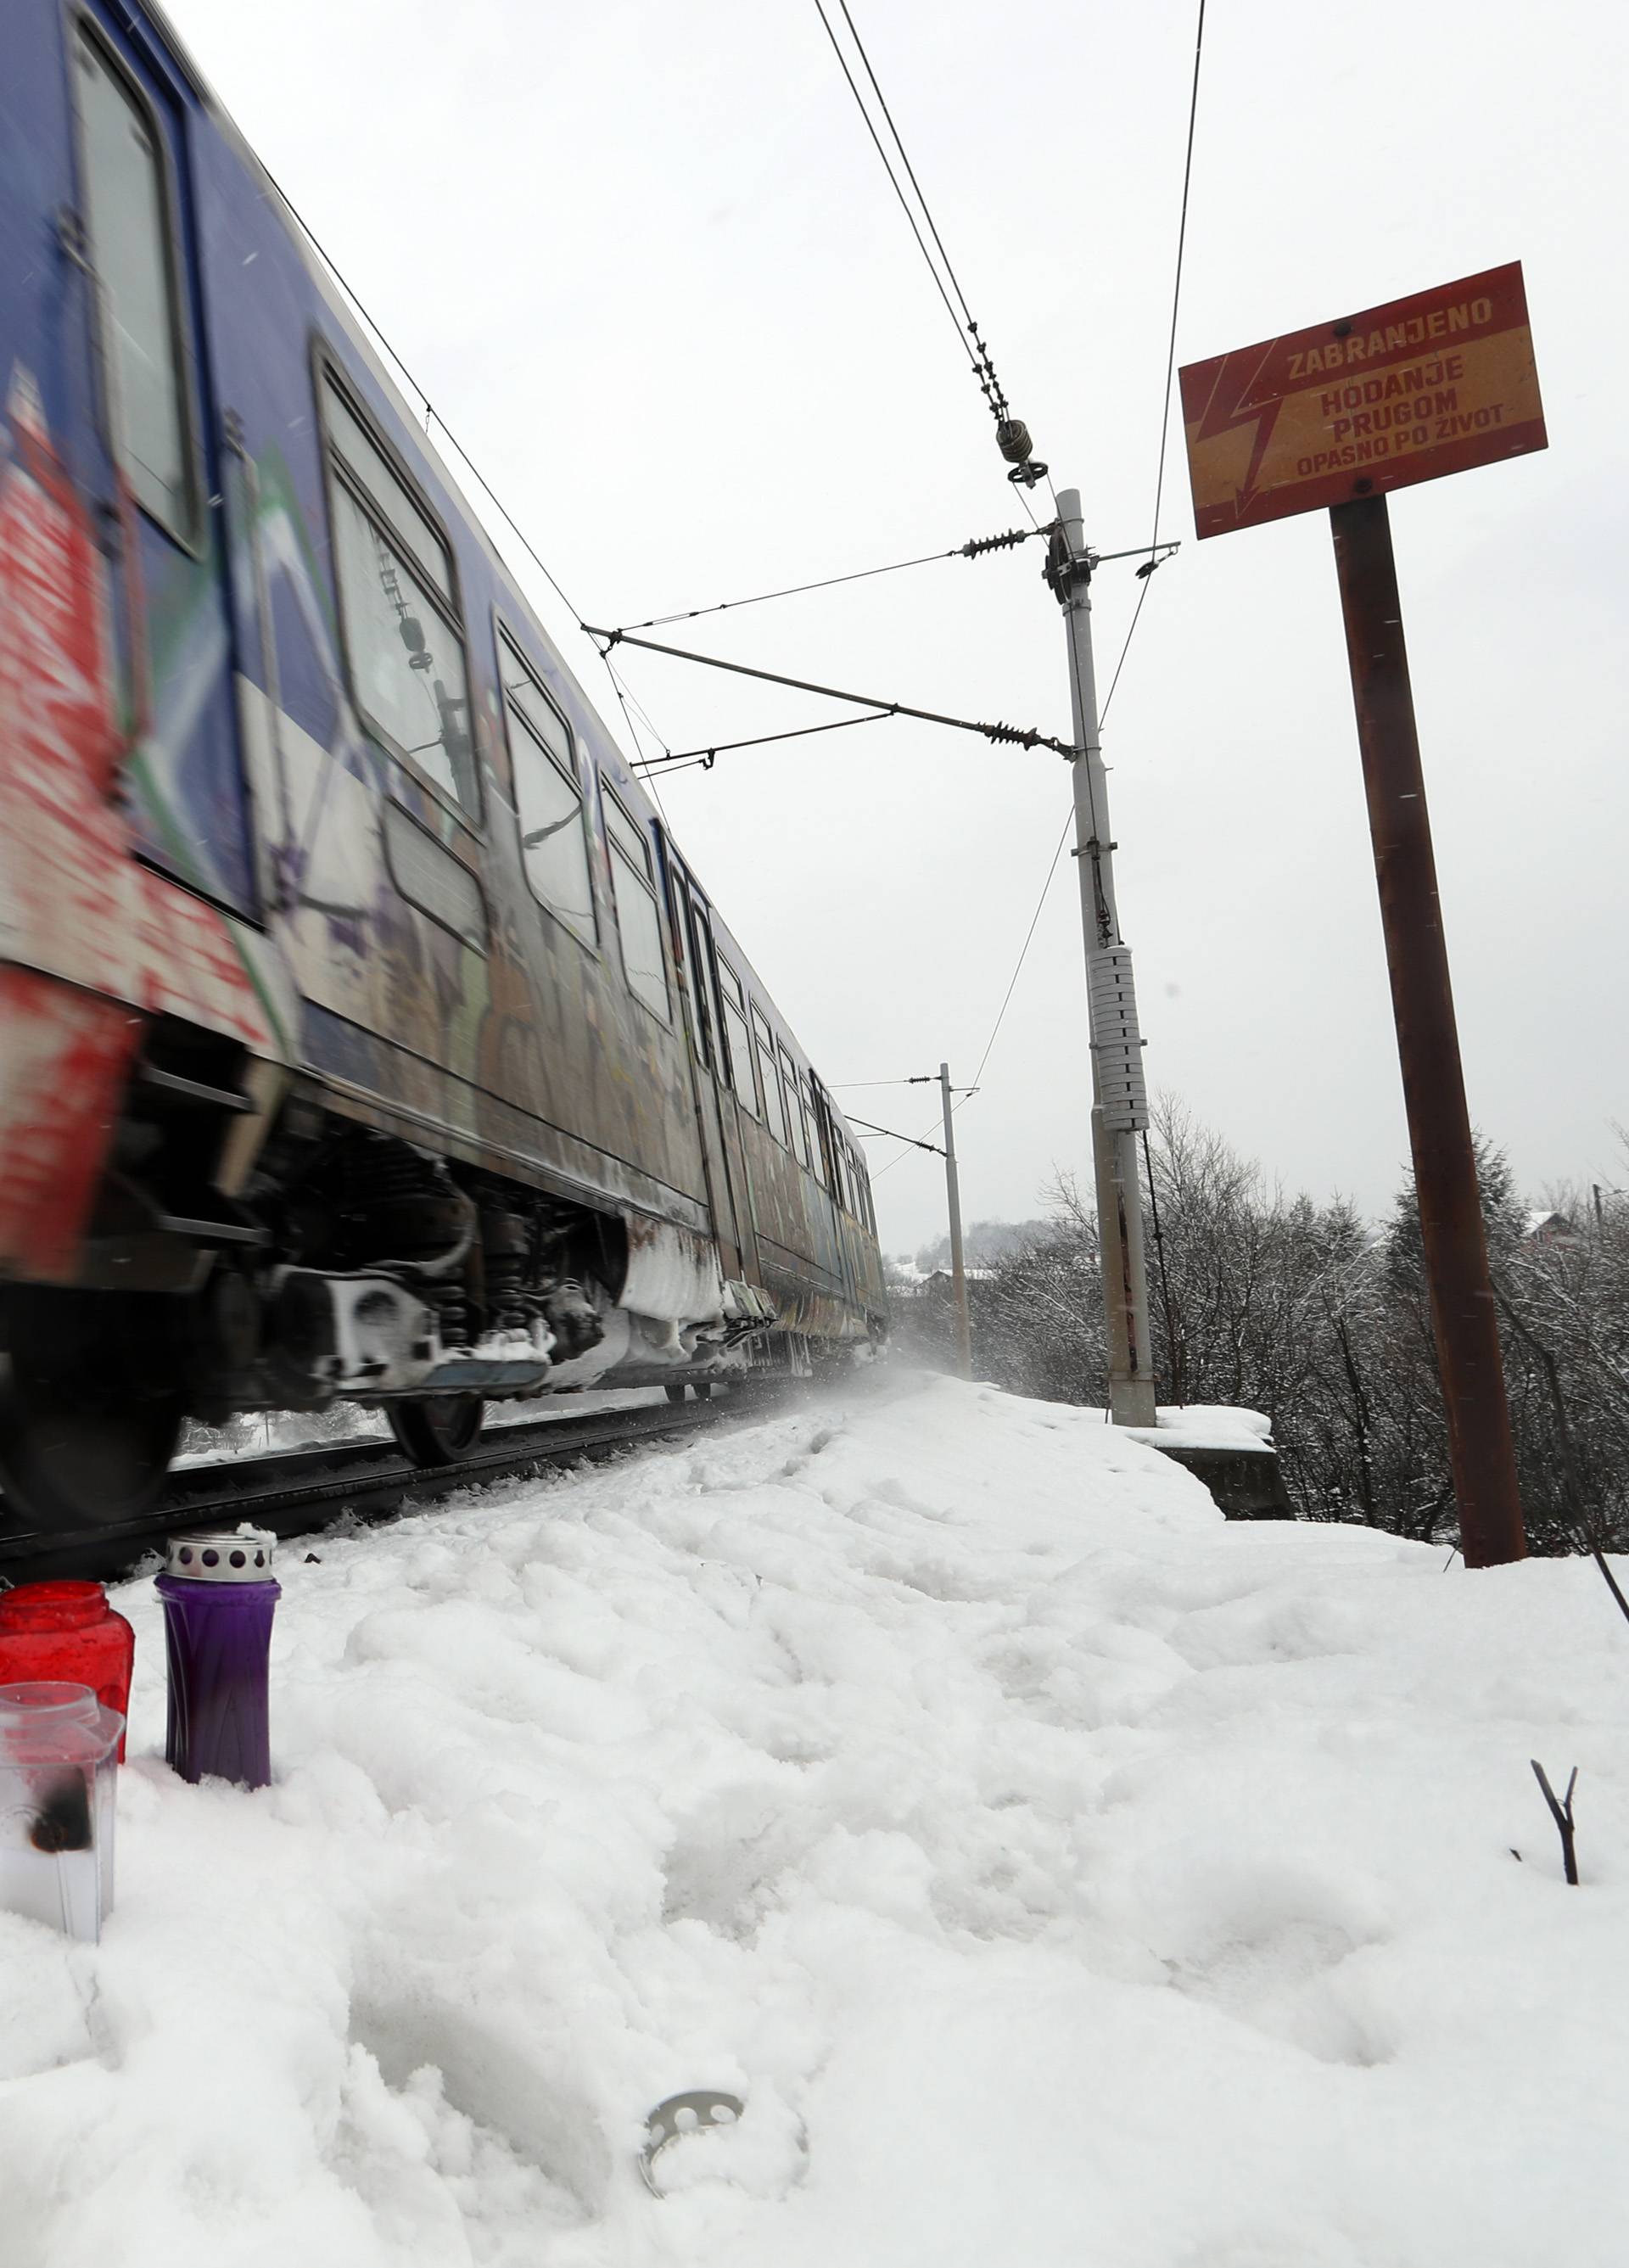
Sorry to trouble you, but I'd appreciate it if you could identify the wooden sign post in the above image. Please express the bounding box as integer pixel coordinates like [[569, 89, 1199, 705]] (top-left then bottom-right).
[[1179, 265, 1547, 1569]]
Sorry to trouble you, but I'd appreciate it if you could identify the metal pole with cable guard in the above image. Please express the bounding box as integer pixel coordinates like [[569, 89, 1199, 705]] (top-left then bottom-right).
[[1047, 483, 1157, 1425], [938, 1061, 973, 1380]]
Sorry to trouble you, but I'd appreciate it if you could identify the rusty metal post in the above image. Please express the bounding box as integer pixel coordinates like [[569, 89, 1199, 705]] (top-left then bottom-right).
[[1330, 494, 1525, 1568]]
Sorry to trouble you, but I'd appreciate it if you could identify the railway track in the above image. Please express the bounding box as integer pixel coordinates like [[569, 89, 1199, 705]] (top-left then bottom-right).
[[0, 1389, 771, 1586]]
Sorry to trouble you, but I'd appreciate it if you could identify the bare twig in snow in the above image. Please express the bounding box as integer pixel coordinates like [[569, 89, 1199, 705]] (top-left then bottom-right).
[[1530, 1760, 1581, 1885]]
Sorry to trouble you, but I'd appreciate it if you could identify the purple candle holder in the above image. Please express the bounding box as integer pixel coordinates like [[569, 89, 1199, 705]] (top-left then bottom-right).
[[156, 1532, 281, 1789]]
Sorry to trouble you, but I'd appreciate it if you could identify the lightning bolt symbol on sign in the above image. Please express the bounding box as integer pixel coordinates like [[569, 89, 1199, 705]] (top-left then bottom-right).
[[1187, 339, 1285, 517]]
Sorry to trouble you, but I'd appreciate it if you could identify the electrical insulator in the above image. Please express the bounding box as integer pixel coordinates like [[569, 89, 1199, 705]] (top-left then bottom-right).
[[995, 418, 1033, 466], [1087, 944, 1149, 1133]]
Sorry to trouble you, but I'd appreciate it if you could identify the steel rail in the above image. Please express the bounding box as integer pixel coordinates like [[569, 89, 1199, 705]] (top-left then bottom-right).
[[0, 1391, 775, 1585]]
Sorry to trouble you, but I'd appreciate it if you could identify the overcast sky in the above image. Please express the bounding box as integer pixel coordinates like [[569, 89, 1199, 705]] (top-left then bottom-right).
[[166, 0, 1629, 1253]]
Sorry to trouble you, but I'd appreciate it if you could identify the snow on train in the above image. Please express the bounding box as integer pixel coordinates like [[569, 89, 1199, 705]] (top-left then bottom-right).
[[0, 0, 887, 1533]]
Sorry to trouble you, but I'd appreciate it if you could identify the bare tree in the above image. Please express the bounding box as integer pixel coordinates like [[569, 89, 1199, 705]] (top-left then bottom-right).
[[895, 1104, 1629, 1559]]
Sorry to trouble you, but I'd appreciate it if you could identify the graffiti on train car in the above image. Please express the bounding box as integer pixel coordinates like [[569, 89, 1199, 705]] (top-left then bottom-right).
[[0, 372, 287, 1277], [221, 423, 711, 1225]]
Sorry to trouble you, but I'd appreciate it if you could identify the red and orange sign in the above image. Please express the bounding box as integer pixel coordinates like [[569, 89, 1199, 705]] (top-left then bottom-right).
[[1178, 262, 1546, 540]]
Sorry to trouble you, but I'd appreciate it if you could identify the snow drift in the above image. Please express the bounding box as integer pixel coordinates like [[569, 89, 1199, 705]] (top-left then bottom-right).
[[2, 1373, 1626, 2265]]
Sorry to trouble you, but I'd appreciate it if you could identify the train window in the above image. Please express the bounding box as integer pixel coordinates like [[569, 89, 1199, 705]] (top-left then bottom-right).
[[603, 789, 669, 1019], [74, 30, 198, 541], [798, 1076, 819, 1176], [382, 804, 486, 948], [752, 1006, 789, 1147], [779, 1044, 809, 1168], [325, 387, 451, 597], [682, 898, 717, 1069], [499, 633, 596, 946], [323, 372, 476, 810], [855, 1150, 876, 1236], [812, 1087, 839, 1197], [716, 959, 757, 1115]]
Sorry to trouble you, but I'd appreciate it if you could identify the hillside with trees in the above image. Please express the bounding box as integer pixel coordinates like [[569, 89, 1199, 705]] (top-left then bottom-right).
[[890, 1100, 1629, 1556]]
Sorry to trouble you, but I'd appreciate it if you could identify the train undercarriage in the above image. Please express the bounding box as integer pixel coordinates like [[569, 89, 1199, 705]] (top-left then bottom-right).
[[0, 1018, 788, 1533]]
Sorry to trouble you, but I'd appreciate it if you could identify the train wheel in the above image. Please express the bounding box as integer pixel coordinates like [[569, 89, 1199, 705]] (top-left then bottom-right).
[[0, 1287, 185, 1532], [387, 1394, 484, 1466], [663, 1382, 688, 1405]]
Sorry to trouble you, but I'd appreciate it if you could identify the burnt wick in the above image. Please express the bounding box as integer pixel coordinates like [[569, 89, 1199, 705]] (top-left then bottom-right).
[[30, 1778, 92, 1855]]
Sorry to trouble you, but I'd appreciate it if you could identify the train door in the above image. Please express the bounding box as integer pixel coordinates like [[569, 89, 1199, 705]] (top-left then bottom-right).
[[64, 10, 257, 918], [655, 841, 755, 1285]]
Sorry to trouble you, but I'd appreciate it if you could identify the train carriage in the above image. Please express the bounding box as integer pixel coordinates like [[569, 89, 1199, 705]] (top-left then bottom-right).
[[0, 0, 886, 1532]]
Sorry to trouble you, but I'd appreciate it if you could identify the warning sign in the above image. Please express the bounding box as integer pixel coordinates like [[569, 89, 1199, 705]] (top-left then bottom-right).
[[1178, 262, 1546, 540]]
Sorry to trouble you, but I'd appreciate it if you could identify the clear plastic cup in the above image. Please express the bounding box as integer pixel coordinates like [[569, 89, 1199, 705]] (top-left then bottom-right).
[[0, 1681, 123, 1941]]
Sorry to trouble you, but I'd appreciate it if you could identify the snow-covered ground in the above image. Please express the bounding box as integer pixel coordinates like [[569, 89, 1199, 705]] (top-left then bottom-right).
[[1132, 1403, 1278, 1453], [4, 1372, 1627, 2265]]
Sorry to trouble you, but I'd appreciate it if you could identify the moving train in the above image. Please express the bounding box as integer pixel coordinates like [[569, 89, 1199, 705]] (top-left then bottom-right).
[[0, 0, 887, 1533]]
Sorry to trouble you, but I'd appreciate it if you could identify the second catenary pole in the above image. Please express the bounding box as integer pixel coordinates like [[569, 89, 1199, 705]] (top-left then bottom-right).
[[940, 1060, 973, 1380], [1052, 489, 1157, 1425]]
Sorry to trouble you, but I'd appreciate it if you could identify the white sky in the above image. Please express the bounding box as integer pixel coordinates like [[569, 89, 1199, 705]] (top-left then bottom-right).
[[165, 0, 1629, 1252]]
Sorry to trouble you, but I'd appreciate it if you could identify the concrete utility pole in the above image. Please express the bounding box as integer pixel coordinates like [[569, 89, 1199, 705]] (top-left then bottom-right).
[[939, 1061, 973, 1380], [1050, 489, 1157, 1426]]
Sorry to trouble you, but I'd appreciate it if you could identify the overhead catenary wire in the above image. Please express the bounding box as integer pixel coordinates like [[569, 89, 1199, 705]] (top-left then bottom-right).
[[869, 602, 1149, 1185], [603, 655, 674, 762], [255, 148, 701, 821], [1147, 0, 1208, 566], [835, 0, 996, 396], [599, 655, 660, 763], [634, 709, 893, 777], [955, 0, 1210, 1091], [811, 1, 988, 407], [1116, 0, 1206, 1392], [967, 812, 1073, 1091], [252, 28, 1061, 815], [614, 533, 1178, 778], [811, 0, 1021, 445], [597, 652, 675, 826], [266, 22, 1084, 791], [613, 524, 1041, 635], [584, 626, 1073, 757], [255, 164, 588, 635], [847, 1116, 945, 1155], [870, 3, 1207, 1196], [250, 150, 709, 815], [958, 586, 1150, 1100]]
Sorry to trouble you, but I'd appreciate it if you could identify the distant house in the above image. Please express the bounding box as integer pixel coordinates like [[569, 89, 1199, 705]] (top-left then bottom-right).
[[1524, 1209, 1579, 1248]]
